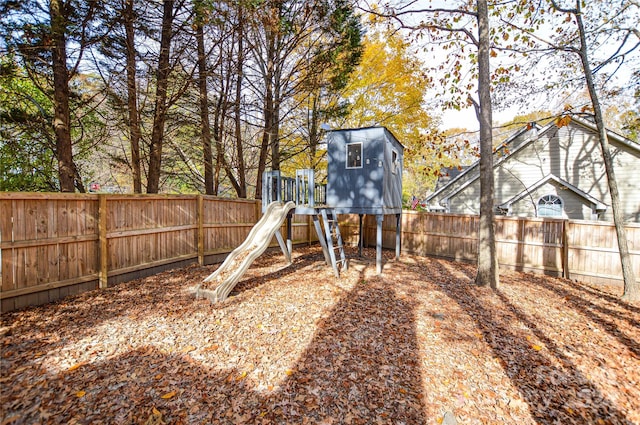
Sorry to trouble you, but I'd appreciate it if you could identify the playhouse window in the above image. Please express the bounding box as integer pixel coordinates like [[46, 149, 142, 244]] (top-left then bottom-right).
[[346, 142, 362, 168], [391, 150, 399, 174]]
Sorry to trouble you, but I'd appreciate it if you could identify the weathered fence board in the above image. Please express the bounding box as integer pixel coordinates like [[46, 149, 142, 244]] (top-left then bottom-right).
[[565, 220, 640, 286], [1, 194, 102, 310], [347, 211, 639, 287], [202, 197, 257, 256], [106, 196, 198, 277], [1, 194, 320, 311], [3, 194, 639, 312]]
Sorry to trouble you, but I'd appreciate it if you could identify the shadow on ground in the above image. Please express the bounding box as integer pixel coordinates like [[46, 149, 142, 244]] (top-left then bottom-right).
[[426, 259, 635, 425], [1, 251, 428, 424]]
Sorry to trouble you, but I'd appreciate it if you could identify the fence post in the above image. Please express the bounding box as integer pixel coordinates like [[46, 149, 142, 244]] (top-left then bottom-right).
[[255, 200, 261, 224], [562, 219, 570, 279], [98, 194, 108, 289], [197, 195, 204, 266]]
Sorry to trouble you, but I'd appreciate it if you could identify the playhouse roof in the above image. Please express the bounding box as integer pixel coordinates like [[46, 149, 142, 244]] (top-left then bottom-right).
[[327, 126, 405, 149]]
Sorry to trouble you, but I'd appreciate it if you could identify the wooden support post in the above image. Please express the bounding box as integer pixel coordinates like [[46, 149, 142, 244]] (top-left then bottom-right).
[[358, 214, 364, 257], [98, 194, 108, 289], [562, 219, 570, 279], [312, 214, 331, 265], [376, 214, 383, 274], [321, 209, 341, 277], [395, 213, 401, 260], [197, 195, 204, 266], [274, 229, 291, 264], [255, 200, 262, 222], [286, 212, 293, 257]]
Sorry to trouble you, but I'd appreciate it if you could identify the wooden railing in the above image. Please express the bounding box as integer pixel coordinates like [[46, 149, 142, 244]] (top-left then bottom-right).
[[262, 169, 327, 212]]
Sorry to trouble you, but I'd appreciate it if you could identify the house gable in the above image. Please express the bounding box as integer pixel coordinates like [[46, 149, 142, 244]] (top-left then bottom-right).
[[499, 174, 608, 220], [425, 123, 542, 207], [426, 117, 640, 222]]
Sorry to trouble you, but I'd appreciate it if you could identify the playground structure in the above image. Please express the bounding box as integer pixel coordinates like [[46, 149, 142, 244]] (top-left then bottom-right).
[[199, 126, 404, 303]]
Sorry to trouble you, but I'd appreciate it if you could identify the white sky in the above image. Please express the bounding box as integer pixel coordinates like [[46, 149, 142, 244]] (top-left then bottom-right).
[[386, 0, 639, 134], [439, 107, 522, 132]]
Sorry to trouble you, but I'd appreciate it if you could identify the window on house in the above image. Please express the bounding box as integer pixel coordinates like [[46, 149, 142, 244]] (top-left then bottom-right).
[[537, 194, 563, 217], [346, 142, 362, 168]]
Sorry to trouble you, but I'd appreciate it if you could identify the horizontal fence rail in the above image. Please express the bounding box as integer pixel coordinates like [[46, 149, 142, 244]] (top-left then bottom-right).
[[1, 193, 318, 312]]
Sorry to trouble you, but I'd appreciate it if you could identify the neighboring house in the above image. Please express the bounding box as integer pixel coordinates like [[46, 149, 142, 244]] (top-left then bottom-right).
[[425, 117, 640, 222]]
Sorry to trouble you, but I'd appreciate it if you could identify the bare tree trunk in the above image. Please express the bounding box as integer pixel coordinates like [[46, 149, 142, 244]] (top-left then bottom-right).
[[308, 96, 319, 169], [234, 2, 247, 198], [50, 0, 75, 192], [571, 2, 639, 300], [147, 0, 173, 193], [212, 84, 242, 196], [195, 20, 214, 195], [256, 88, 273, 199], [255, 28, 276, 200], [474, 0, 499, 289], [124, 0, 142, 193], [213, 92, 224, 195], [271, 73, 281, 172]]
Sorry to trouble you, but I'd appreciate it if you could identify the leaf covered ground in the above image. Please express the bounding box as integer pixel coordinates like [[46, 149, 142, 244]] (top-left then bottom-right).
[[1, 246, 639, 424]]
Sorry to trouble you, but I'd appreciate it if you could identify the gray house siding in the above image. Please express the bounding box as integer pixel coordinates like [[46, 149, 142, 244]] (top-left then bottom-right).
[[610, 142, 640, 222], [447, 179, 480, 214], [428, 119, 640, 222]]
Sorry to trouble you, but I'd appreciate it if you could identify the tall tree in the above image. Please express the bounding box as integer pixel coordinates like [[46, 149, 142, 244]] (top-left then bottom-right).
[[334, 25, 442, 197], [2, 0, 104, 192], [474, 0, 499, 288], [365, 0, 501, 288], [146, 0, 175, 193], [246, 0, 363, 199], [547, 0, 639, 300], [194, 0, 215, 195], [123, 0, 143, 193], [281, 0, 363, 173], [249, 0, 279, 199], [94, 0, 151, 193], [210, 19, 245, 197], [501, 0, 639, 299], [50, 0, 75, 191], [232, 0, 248, 198]]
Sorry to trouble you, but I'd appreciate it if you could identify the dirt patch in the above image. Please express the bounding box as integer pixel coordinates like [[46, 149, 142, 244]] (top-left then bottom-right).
[[1, 246, 638, 424]]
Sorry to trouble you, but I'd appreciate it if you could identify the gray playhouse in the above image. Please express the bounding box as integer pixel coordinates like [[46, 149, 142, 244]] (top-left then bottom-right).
[[326, 126, 404, 216], [264, 126, 404, 274], [198, 126, 404, 303]]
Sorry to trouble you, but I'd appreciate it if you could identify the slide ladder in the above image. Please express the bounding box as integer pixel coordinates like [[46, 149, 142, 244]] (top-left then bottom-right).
[[312, 208, 347, 277], [196, 201, 296, 303]]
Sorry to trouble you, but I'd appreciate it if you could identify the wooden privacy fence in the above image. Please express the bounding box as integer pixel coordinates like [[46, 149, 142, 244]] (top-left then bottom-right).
[[340, 211, 640, 287], [1, 193, 317, 312], [3, 194, 639, 312]]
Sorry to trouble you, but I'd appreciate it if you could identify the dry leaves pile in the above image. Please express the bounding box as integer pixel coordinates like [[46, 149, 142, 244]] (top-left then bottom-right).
[[1, 246, 639, 424]]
